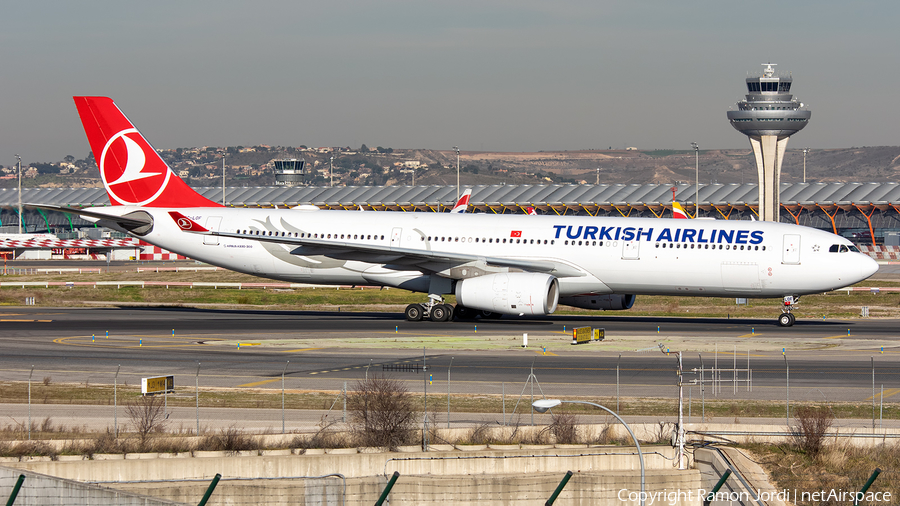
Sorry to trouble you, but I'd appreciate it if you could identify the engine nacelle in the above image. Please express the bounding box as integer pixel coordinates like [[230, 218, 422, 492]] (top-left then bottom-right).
[[455, 273, 559, 316], [559, 294, 636, 311]]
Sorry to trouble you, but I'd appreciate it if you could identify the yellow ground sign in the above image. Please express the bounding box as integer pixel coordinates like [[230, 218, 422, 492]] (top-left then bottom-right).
[[141, 375, 174, 395]]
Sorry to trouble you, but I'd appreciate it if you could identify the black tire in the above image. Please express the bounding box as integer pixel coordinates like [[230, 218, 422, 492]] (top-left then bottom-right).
[[405, 303, 424, 322], [778, 313, 793, 327], [454, 304, 474, 320], [478, 310, 503, 320], [442, 304, 454, 321], [430, 304, 450, 322]]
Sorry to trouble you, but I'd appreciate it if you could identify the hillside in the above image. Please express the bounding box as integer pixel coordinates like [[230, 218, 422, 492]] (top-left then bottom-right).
[[3, 146, 899, 189]]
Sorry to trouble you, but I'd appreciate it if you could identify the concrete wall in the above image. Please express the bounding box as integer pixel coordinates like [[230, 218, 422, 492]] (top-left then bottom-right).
[[0, 466, 184, 506], [7, 446, 703, 506]]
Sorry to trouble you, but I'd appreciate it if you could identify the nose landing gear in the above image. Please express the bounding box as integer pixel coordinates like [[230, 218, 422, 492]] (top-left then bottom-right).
[[778, 295, 798, 327]]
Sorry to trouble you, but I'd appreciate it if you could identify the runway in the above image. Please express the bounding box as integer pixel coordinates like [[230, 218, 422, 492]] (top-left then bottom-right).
[[1, 306, 898, 406]]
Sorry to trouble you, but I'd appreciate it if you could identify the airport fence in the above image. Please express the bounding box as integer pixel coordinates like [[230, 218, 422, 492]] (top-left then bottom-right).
[[0, 348, 897, 445]]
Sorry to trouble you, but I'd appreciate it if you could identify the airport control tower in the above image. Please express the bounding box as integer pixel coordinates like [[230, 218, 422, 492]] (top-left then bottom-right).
[[727, 63, 810, 221]]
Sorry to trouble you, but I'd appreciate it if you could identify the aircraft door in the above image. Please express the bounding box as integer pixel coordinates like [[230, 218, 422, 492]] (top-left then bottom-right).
[[203, 216, 222, 245], [391, 227, 402, 248], [782, 234, 801, 264], [622, 239, 640, 260]]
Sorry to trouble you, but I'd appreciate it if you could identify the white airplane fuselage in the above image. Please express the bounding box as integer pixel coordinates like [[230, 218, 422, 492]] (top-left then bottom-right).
[[98, 206, 877, 299]]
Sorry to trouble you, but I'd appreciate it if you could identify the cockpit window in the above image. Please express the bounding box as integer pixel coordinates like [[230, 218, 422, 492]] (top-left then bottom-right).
[[849, 245, 860, 252], [829, 244, 840, 253]]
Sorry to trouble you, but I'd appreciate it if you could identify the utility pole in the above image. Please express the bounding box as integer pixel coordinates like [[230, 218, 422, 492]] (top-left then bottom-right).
[[691, 142, 699, 218], [16, 155, 22, 234], [329, 156, 334, 187], [453, 146, 460, 201], [802, 148, 809, 183], [222, 154, 226, 205], [596, 167, 600, 185]]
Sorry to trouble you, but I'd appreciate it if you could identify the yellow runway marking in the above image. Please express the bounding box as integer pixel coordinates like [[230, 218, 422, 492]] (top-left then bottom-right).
[[865, 388, 900, 401], [531, 349, 558, 356], [823, 335, 848, 340], [238, 379, 280, 388], [282, 348, 322, 353], [53, 335, 224, 348], [737, 333, 758, 338], [0, 319, 52, 322]]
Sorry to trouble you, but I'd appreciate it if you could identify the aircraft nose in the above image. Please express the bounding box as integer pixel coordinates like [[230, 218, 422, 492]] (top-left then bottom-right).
[[859, 253, 879, 280]]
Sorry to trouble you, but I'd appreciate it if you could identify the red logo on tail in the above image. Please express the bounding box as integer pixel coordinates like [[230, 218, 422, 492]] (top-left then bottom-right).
[[74, 97, 221, 208]]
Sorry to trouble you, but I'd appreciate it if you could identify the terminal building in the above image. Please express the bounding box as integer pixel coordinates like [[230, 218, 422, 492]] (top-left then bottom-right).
[[2, 182, 900, 254]]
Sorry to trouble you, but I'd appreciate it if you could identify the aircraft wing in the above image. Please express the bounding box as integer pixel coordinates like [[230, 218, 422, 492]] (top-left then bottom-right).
[[169, 212, 585, 278]]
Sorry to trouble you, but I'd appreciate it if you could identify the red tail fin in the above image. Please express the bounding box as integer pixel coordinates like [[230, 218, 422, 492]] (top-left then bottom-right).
[[73, 97, 221, 208]]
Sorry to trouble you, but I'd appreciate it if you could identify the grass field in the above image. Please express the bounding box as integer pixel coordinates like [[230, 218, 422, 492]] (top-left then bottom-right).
[[2, 267, 899, 318]]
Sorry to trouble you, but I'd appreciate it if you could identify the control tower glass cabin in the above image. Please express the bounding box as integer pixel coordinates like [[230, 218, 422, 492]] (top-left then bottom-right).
[[274, 159, 307, 186]]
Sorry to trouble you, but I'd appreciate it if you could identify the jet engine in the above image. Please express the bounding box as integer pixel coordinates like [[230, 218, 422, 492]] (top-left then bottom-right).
[[455, 273, 559, 316], [559, 294, 636, 311]]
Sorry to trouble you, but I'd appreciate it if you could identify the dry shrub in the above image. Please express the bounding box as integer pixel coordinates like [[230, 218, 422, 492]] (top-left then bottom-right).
[[549, 413, 579, 444], [294, 418, 352, 451], [464, 421, 495, 445], [199, 426, 259, 453], [651, 421, 674, 445], [125, 395, 168, 451], [792, 405, 834, 457], [348, 375, 418, 450]]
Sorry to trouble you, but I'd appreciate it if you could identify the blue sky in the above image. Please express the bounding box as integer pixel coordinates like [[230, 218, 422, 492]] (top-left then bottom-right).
[[2, 1, 898, 163]]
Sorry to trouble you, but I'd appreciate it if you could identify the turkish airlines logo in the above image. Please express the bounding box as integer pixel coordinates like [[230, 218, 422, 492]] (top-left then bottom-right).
[[176, 218, 193, 230], [510, 230, 522, 238], [100, 128, 171, 206]]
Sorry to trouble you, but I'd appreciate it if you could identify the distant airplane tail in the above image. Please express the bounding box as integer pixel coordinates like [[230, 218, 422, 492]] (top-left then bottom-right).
[[73, 96, 221, 208], [672, 201, 689, 219], [525, 206, 537, 215], [450, 189, 472, 213]]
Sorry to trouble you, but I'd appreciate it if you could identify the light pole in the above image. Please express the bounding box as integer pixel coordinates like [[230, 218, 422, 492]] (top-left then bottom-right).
[[222, 154, 226, 205], [596, 167, 600, 185], [453, 146, 460, 201], [533, 399, 644, 506], [802, 148, 809, 183], [691, 142, 699, 218], [329, 156, 334, 187], [16, 155, 22, 234], [447, 357, 454, 429]]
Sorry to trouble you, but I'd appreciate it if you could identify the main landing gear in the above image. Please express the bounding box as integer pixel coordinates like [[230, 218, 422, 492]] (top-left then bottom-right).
[[405, 296, 454, 323], [778, 295, 799, 327], [404, 299, 502, 322]]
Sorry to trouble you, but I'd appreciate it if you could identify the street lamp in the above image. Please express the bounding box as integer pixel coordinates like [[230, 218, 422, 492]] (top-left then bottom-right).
[[596, 167, 600, 185], [802, 148, 809, 183], [221, 154, 226, 205], [453, 146, 460, 201], [533, 399, 645, 506], [329, 156, 334, 187], [691, 142, 699, 218], [16, 155, 22, 234]]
